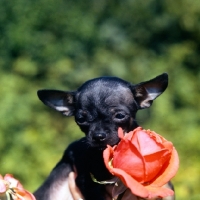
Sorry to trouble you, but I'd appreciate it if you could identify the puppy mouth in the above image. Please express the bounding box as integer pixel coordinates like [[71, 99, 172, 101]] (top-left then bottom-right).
[[89, 143, 107, 150], [89, 138, 120, 151], [97, 146, 107, 151]]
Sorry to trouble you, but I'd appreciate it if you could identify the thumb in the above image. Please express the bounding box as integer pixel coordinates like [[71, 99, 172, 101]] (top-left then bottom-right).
[[68, 172, 84, 200]]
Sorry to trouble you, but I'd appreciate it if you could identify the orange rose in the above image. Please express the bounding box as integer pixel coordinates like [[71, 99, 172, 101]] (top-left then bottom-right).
[[0, 174, 36, 200], [103, 127, 179, 199]]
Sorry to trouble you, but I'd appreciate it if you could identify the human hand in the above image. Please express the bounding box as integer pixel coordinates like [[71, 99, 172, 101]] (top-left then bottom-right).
[[67, 171, 162, 200], [67, 171, 113, 200], [68, 171, 84, 200]]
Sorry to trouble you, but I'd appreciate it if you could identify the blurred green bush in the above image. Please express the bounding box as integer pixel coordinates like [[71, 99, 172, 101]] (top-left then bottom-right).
[[0, 0, 200, 199]]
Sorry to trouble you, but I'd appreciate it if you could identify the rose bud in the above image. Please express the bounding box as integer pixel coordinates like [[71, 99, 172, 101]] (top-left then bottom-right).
[[103, 127, 179, 199]]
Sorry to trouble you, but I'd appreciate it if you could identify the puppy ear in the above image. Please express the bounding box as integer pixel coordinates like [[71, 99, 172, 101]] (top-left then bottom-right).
[[37, 89, 76, 116], [132, 73, 168, 109]]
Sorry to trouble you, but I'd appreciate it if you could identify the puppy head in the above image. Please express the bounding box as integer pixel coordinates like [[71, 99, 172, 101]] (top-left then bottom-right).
[[37, 73, 168, 149]]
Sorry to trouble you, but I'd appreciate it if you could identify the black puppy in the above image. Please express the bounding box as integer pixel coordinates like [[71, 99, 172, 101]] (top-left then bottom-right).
[[34, 73, 173, 200]]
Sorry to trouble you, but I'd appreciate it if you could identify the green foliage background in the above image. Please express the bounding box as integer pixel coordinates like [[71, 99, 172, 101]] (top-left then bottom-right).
[[0, 0, 200, 199]]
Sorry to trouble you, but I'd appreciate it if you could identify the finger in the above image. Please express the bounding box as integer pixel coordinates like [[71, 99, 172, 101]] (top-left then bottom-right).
[[68, 172, 84, 200]]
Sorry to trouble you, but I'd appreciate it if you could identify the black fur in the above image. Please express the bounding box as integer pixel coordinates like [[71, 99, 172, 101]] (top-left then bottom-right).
[[34, 74, 169, 200]]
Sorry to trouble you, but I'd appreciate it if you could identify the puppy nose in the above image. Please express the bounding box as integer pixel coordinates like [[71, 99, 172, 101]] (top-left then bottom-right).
[[93, 132, 106, 142]]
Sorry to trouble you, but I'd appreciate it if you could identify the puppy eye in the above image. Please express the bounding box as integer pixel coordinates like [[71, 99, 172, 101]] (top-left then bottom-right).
[[76, 117, 87, 124], [115, 113, 126, 119]]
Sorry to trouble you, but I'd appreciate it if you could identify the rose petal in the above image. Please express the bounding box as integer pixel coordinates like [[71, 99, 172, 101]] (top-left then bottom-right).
[[145, 185, 174, 199], [118, 128, 124, 139], [104, 145, 149, 198], [129, 127, 143, 140], [125, 128, 141, 150], [121, 127, 141, 143], [150, 148, 179, 187], [108, 167, 149, 198], [0, 180, 7, 193], [4, 174, 24, 189], [15, 188, 36, 200], [161, 141, 173, 152], [143, 149, 171, 182], [136, 129, 169, 156], [103, 145, 115, 173], [113, 140, 145, 182]]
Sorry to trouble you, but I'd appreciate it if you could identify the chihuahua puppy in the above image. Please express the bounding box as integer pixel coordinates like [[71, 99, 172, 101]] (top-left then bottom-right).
[[34, 73, 174, 200]]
